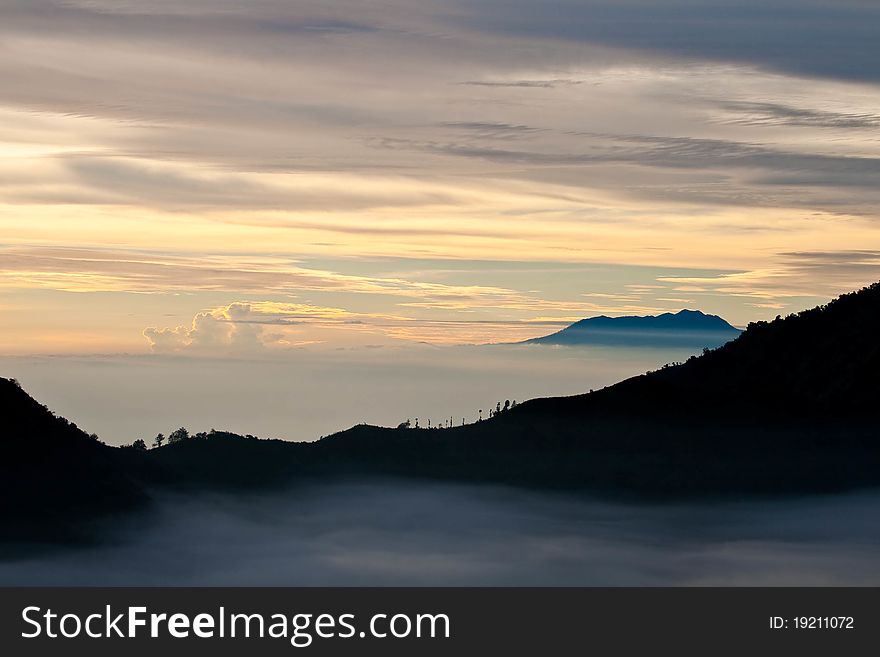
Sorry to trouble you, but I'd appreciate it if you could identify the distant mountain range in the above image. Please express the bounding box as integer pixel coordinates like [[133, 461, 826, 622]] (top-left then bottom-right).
[[523, 309, 741, 347], [3, 282, 880, 545]]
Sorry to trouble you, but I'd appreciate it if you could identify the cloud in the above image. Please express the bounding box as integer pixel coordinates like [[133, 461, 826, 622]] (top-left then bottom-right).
[[4, 1, 880, 226], [1, 246, 673, 318], [143, 301, 360, 352], [459, 79, 583, 88], [20, 1, 880, 87], [0, 246, 516, 298], [659, 251, 880, 305], [3, 0, 880, 352], [377, 132, 880, 183], [450, 0, 880, 83], [6, 242, 878, 351], [144, 303, 255, 352], [437, 121, 542, 139], [0, 155, 466, 211], [714, 101, 880, 129], [370, 131, 880, 214]]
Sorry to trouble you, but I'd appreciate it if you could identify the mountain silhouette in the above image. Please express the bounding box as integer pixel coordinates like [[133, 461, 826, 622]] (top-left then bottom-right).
[[0, 378, 146, 546], [524, 309, 741, 347], [3, 281, 880, 544]]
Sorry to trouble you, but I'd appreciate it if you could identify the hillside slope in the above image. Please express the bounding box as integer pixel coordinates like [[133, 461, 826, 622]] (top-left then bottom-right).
[[0, 378, 145, 545], [145, 283, 880, 497], [314, 282, 880, 494], [519, 281, 880, 419]]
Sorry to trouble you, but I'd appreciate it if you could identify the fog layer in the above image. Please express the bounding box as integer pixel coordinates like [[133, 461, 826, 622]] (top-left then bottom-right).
[[3, 483, 879, 586]]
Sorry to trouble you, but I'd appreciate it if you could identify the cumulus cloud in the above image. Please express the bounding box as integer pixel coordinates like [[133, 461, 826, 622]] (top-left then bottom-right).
[[143, 301, 360, 352], [144, 304, 251, 352]]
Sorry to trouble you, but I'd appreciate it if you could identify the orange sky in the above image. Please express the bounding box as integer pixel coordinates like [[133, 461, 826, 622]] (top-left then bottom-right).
[[3, 1, 880, 354]]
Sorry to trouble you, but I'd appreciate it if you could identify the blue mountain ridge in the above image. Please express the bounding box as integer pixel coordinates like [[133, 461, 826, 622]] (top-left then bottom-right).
[[524, 309, 741, 347]]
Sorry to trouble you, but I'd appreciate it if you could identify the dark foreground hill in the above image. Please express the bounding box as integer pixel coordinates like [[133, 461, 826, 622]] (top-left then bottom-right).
[[523, 309, 741, 348], [0, 378, 146, 545], [3, 282, 880, 544]]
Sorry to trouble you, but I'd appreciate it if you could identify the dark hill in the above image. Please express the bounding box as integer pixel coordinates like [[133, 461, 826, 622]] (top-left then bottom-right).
[[0, 378, 146, 546], [144, 283, 880, 498], [518, 281, 880, 419], [524, 309, 741, 348], [312, 282, 880, 494]]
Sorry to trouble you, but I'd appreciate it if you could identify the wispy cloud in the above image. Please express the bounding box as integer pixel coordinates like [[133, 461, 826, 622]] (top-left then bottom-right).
[[714, 101, 880, 129], [2, 1, 880, 353], [459, 79, 584, 89], [449, 0, 880, 83], [660, 251, 880, 305]]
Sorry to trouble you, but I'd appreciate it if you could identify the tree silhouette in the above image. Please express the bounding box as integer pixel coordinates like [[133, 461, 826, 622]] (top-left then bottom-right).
[[153, 433, 165, 448], [131, 439, 147, 451], [168, 427, 190, 444]]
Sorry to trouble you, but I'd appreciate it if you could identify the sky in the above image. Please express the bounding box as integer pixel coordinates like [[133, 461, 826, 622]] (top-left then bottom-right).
[[0, 345, 697, 442], [1, 1, 880, 356]]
